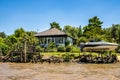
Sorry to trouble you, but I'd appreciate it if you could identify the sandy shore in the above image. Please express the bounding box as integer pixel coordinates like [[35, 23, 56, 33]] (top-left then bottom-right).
[[0, 62, 120, 80]]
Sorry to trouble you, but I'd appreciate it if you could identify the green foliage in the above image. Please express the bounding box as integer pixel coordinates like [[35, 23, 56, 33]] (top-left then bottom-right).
[[66, 46, 72, 52], [63, 25, 73, 37], [5, 35, 18, 46], [46, 42, 56, 51], [88, 16, 103, 28], [110, 24, 120, 43], [14, 27, 25, 38], [83, 16, 103, 41], [0, 28, 39, 56], [57, 46, 66, 52], [116, 44, 120, 53], [102, 24, 120, 44], [50, 22, 62, 30], [77, 37, 88, 45], [71, 46, 80, 53], [77, 26, 82, 37], [63, 25, 82, 39], [65, 40, 70, 46], [1, 17, 120, 56], [35, 45, 44, 52], [0, 32, 6, 38], [0, 41, 9, 56], [62, 53, 74, 62], [117, 49, 120, 53], [26, 31, 39, 45], [57, 46, 80, 53], [0, 37, 4, 43]]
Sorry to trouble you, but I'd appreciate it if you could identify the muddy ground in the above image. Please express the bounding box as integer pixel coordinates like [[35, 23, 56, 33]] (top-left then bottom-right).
[[0, 62, 120, 80]]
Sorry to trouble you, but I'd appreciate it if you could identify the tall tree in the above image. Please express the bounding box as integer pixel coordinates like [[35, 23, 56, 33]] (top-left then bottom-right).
[[14, 27, 25, 38], [77, 25, 82, 37], [83, 16, 103, 41], [50, 22, 62, 30], [110, 24, 120, 43]]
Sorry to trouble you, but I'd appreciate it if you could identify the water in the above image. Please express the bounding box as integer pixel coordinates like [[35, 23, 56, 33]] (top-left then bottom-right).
[[0, 62, 120, 80]]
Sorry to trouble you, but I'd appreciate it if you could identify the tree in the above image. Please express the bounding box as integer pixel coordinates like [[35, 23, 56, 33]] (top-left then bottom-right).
[[63, 25, 73, 37], [0, 32, 6, 38], [50, 22, 62, 30], [77, 25, 82, 37], [83, 16, 103, 41], [5, 35, 18, 46], [14, 27, 25, 38], [110, 24, 120, 43], [63, 25, 83, 45], [26, 31, 39, 45], [0, 37, 9, 55], [102, 24, 120, 44], [63, 25, 81, 39]]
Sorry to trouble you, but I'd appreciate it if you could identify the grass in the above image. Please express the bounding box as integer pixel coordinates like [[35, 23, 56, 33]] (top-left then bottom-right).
[[39, 51, 120, 58], [40, 51, 99, 57]]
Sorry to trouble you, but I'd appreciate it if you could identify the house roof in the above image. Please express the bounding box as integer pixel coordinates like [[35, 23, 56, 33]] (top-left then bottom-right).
[[34, 28, 67, 37]]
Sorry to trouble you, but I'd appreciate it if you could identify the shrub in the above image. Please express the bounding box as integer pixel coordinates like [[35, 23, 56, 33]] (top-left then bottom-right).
[[65, 40, 70, 46], [117, 49, 120, 53], [57, 46, 65, 52], [71, 46, 80, 53], [116, 45, 120, 53], [35, 45, 44, 52], [46, 42, 56, 51], [62, 53, 73, 62], [66, 46, 72, 52], [0, 43, 9, 56]]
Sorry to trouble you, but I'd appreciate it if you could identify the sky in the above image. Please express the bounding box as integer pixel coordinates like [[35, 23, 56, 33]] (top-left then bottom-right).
[[0, 0, 120, 35]]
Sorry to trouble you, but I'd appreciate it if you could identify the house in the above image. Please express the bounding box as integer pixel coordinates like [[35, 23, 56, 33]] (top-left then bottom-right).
[[34, 28, 74, 47]]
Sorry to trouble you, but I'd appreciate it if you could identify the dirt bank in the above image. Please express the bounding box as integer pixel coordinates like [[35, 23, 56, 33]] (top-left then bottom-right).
[[0, 62, 120, 80]]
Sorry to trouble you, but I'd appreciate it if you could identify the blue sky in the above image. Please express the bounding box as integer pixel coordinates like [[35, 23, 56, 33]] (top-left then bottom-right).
[[0, 0, 120, 35]]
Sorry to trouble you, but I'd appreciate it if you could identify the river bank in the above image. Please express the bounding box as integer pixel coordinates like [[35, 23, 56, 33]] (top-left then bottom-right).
[[0, 62, 120, 80]]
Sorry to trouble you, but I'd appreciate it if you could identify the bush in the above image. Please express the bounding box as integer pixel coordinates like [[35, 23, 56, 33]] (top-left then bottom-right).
[[117, 49, 120, 53], [71, 46, 80, 53], [36, 45, 44, 52], [65, 40, 70, 46], [65, 46, 80, 52], [66, 46, 72, 52], [46, 42, 56, 51], [0, 43, 9, 56], [62, 53, 73, 62], [116, 45, 120, 53], [57, 46, 65, 52]]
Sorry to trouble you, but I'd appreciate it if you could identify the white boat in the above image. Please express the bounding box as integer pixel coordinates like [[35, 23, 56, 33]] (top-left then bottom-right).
[[81, 41, 119, 51]]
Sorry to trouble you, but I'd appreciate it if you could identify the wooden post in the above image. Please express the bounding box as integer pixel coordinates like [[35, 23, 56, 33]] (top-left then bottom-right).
[[90, 50, 92, 61], [0, 48, 2, 62], [20, 52, 23, 62], [24, 39, 27, 63], [11, 52, 13, 62]]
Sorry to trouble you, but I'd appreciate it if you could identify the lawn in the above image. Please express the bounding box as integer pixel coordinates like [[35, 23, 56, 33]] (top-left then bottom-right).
[[40, 52, 99, 57], [39, 51, 120, 58]]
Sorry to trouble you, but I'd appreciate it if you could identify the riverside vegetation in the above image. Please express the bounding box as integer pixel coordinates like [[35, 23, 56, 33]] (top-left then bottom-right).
[[0, 16, 120, 63]]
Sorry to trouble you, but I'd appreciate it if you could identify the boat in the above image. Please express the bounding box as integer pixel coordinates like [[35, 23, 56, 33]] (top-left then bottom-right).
[[80, 41, 119, 51]]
